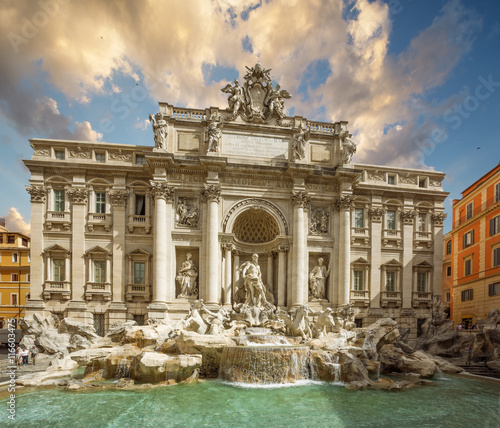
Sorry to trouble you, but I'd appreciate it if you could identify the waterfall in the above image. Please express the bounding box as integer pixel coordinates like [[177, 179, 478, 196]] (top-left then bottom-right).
[[115, 358, 131, 379], [219, 346, 310, 384]]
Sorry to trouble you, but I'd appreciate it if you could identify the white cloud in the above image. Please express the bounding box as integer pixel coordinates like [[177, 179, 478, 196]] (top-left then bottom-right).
[[0, 0, 483, 169], [5, 207, 30, 236], [134, 118, 150, 131]]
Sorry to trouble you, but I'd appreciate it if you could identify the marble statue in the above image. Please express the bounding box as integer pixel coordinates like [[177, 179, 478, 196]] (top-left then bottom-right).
[[206, 118, 222, 153], [221, 63, 291, 124], [182, 299, 229, 335], [309, 258, 330, 300], [292, 123, 309, 160], [149, 113, 167, 151], [176, 198, 199, 228], [277, 306, 313, 340], [221, 79, 245, 119], [238, 254, 272, 309], [176, 253, 198, 298], [339, 130, 356, 164], [310, 307, 337, 337]]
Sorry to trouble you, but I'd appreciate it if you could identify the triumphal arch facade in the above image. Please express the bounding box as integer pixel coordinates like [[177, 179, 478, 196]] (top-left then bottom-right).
[[24, 64, 448, 340]]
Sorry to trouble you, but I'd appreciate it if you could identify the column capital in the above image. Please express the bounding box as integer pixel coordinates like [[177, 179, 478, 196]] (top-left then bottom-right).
[[222, 243, 235, 252], [110, 189, 128, 207], [291, 191, 310, 208], [368, 207, 384, 222], [431, 212, 447, 226], [335, 195, 354, 211], [150, 181, 175, 201], [66, 186, 88, 204], [26, 185, 46, 203], [401, 209, 416, 225], [202, 184, 221, 202], [278, 243, 290, 252]]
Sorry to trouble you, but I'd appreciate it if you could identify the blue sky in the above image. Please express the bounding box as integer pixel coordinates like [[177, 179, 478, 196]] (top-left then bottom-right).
[[0, 0, 499, 234]]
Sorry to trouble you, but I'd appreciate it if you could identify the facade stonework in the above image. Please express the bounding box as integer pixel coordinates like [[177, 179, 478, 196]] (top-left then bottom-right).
[[23, 65, 448, 342]]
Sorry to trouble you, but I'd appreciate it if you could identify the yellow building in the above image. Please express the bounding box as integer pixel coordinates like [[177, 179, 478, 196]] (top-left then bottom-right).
[[0, 218, 30, 329]]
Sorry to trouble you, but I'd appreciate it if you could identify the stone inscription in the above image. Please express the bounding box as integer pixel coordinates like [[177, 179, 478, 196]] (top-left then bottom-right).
[[169, 173, 205, 183], [221, 176, 293, 188], [222, 134, 289, 158], [178, 132, 201, 152]]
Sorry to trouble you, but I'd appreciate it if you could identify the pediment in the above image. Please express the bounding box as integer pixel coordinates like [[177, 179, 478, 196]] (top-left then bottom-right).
[[414, 260, 433, 268], [85, 245, 111, 256], [128, 248, 151, 257], [43, 244, 70, 254], [352, 257, 370, 265], [382, 258, 402, 267]]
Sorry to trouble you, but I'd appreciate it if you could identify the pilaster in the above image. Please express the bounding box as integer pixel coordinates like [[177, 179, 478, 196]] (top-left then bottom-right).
[[202, 184, 221, 305], [402, 208, 415, 308], [336, 195, 354, 305], [369, 205, 383, 308], [291, 191, 309, 307]]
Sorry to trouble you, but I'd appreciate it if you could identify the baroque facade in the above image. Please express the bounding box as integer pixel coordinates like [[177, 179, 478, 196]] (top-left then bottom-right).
[[24, 64, 448, 340]]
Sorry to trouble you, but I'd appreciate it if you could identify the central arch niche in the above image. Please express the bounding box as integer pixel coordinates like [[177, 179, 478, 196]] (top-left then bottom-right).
[[233, 208, 279, 243]]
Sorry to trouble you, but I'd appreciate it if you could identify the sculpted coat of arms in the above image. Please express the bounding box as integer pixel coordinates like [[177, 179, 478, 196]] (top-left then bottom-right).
[[221, 63, 291, 125]]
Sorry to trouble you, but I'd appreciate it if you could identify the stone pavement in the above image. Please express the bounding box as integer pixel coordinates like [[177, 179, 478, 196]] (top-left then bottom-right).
[[0, 348, 53, 384]]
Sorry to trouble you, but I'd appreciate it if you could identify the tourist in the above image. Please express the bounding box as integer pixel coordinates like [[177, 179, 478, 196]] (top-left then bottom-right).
[[16, 346, 22, 368], [21, 347, 29, 366], [466, 344, 473, 365], [30, 345, 39, 365]]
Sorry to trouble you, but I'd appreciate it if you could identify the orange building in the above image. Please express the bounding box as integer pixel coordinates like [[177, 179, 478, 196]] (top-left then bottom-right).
[[449, 161, 500, 327], [0, 218, 31, 329]]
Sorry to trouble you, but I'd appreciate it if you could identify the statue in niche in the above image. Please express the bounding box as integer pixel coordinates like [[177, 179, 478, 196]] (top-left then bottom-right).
[[310, 207, 329, 235], [176, 198, 199, 227], [238, 253, 273, 309], [339, 130, 357, 164], [149, 113, 168, 151], [309, 258, 330, 300], [291, 123, 309, 160], [176, 253, 198, 298], [221, 79, 246, 119], [206, 118, 222, 153]]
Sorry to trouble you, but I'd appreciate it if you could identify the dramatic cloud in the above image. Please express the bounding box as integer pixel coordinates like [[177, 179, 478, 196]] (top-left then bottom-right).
[[4, 207, 30, 235], [0, 0, 482, 169]]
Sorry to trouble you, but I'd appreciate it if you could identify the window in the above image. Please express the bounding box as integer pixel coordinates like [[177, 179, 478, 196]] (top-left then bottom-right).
[[22, 238, 28, 247], [386, 211, 396, 230], [464, 258, 472, 276], [386, 271, 396, 291], [494, 247, 500, 267], [95, 192, 106, 214], [135, 194, 146, 216], [54, 189, 65, 212], [417, 272, 427, 292], [8, 235, 15, 244], [418, 213, 427, 232], [28, 253, 30, 263], [55, 150, 65, 160], [463, 230, 474, 248], [419, 178, 427, 188], [94, 313, 105, 337], [134, 262, 146, 284], [490, 216, 500, 236], [496, 183, 500, 203], [11, 273, 19, 282], [387, 175, 395, 185], [446, 240, 452, 255], [133, 314, 145, 326], [489, 282, 500, 296], [354, 208, 364, 228], [461, 289, 473, 301], [93, 260, 106, 283], [12, 253, 18, 263], [26, 273, 30, 282], [446, 266, 451, 277], [445, 292, 450, 302], [11, 294, 18, 306], [466, 202, 473, 220], [353, 270, 364, 291], [0, 234, 3, 243], [135, 155, 146, 165], [53, 259, 65, 282], [95, 152, 106, 162]]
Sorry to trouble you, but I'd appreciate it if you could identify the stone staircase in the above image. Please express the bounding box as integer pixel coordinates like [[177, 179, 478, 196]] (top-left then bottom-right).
[[457, 363, 500, 380]]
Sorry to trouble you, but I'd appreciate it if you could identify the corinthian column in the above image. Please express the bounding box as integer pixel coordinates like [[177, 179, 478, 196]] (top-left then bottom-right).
[[202, 185, 221, 305], [149, 181, 174, 319], [336, 195, 354, 305], [25, 185, 47, 314], [291, 191, 309, 307]]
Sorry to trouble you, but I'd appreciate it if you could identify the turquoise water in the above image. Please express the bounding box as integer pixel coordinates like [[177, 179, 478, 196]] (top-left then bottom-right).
[[4, 376, 499, 427]]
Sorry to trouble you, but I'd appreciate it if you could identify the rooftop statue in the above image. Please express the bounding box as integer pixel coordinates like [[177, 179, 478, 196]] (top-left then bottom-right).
[[149, 113, 167, 151], [221, 63, 291, 125]]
